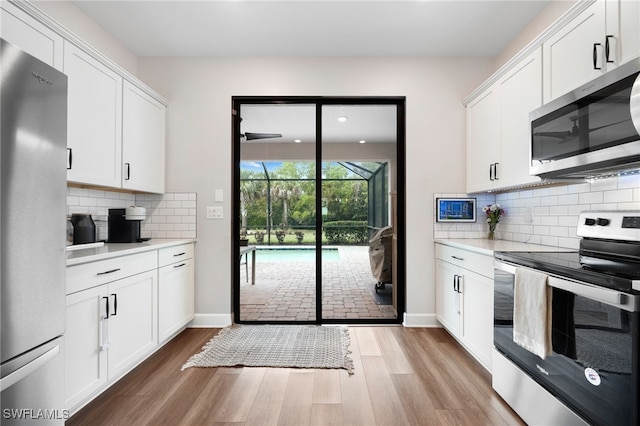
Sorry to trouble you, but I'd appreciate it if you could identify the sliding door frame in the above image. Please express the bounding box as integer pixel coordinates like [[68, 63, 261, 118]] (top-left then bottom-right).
[[232, 96, 406, 325]]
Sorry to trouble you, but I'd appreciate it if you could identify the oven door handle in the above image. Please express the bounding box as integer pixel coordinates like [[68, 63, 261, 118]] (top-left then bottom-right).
[[494, 260, 638, 311]]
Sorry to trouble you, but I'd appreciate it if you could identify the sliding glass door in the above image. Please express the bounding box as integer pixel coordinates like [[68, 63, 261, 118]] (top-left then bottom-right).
[[233, 97, 404, 324]]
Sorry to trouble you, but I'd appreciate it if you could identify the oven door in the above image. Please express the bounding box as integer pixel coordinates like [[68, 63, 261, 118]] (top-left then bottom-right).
[[494, 261, 639, 426]]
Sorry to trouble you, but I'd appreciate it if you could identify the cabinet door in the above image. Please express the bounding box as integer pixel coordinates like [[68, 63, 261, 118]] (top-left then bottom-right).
[[619, 0, 640, 65], [0, 2, 63, 70], [466, 86, 500, 193], [107, 270, 158, 380], [65, 286, 108, 411], [122, 81, 166, 194], [158, 259, 195, 343], [64, 41, 123, 188], [460, 269, 494, 371], [498, 48, 542, 189], [435, 259, 461, 337], [543, 0, 607, 102]]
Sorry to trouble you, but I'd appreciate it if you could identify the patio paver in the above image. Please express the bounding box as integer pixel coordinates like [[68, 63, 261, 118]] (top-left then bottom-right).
[[239, 245, 396, 321]]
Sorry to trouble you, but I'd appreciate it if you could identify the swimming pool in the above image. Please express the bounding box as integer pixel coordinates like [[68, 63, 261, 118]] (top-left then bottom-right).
[[256, 247, 340, 262]]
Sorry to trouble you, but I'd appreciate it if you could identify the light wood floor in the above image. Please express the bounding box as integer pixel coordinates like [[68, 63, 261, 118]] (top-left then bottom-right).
[[66, 327, 525, 426]]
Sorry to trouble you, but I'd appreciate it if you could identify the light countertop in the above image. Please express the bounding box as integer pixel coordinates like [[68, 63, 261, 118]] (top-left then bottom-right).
[[66, 239, 196, 266], [434, 238, 563, 256]]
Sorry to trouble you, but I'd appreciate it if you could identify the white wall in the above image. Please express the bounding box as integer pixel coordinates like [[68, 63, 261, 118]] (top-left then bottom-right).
[[137, 56, 494, 326]]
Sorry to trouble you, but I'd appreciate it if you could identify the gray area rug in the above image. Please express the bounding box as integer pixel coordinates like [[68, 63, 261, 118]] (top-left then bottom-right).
[[182, 325, 354, 375]]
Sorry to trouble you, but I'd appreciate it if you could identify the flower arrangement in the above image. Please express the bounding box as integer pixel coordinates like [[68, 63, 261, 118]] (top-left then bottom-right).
[[483, 203, 505, 240]]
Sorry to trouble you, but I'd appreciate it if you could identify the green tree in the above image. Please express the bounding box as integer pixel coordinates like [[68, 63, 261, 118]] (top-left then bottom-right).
[[240, 180, 263, 233]]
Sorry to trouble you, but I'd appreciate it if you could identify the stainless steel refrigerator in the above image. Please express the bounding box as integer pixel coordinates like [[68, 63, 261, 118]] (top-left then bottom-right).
[[1, 39, 68, 424]]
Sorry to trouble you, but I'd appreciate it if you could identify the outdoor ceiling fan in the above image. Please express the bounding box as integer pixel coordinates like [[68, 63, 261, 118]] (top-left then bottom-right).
[[534, 116, 628, 143], [241, 132, 283, 140], [239, 117, 282, 140]]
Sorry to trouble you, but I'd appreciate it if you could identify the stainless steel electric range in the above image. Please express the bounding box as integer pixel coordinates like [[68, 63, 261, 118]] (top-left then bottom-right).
[[493, 211, 640, 426]]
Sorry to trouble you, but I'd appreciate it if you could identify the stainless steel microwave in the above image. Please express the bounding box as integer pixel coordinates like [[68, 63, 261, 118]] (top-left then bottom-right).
[[530, 57, 640, 179]]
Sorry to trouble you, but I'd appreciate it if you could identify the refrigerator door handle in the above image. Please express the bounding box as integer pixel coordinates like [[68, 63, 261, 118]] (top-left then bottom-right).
[[0, 345, 60, 391]]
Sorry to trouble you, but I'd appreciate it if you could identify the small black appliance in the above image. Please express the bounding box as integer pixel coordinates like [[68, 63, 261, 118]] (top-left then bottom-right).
[[107, 207, 148, 243]]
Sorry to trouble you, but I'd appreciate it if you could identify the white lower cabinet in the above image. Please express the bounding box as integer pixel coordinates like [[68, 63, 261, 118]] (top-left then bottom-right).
[[65, 243, 195, 414], [435, 259, 462, 337], [158, 251, 195, 343], [106, 270, 158, 380], [65, 286, 108, 411], [435, 243, 493, 371], [65, 268, 158, 412]]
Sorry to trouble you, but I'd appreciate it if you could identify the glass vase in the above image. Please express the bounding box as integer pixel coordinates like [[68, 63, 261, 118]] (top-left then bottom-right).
[[488, 223, 497, 240]]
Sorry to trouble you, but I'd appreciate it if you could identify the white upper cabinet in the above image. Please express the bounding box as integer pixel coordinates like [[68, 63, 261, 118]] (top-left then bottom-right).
[[65, 41, 123, 188], [122, 82, 166, 194], [618, 0, 640, 65], [466, 49, 542, 193], [543, 0, 639, 103], [466, 87, 500, 193], [543, 0, 607, 103], [498, 49, 542, 189], [0, 2, 63, 69], [6, 2, 168, 193]]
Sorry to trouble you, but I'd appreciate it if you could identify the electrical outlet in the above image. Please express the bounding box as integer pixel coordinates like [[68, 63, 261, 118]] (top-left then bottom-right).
[[524, 206, 534, 223], [206, 206, 223, 219]]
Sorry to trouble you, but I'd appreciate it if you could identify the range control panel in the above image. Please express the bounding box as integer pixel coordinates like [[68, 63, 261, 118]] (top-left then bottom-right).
[[578, 211, 640, 241]]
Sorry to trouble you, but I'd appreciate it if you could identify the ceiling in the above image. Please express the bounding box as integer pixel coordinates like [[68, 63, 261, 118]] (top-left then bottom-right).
[[71, 0, 553, 58]]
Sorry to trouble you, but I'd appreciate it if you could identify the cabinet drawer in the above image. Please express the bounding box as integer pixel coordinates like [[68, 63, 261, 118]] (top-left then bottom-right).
[[67, 251, 157, 294], [158, 243, 194, 267], [435, 244, 493, 279]]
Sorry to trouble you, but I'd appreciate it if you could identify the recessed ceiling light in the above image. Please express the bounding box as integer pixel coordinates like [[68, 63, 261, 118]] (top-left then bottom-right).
[[337, 116, 348, 122], [359, 140, 366, 144], [294, 139, 302, 143]]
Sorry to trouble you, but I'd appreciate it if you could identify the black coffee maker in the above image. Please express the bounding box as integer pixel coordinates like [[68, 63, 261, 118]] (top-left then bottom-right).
[[107, 207, 148, 243]]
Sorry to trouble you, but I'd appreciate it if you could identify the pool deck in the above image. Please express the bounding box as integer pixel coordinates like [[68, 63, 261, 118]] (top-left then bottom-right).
[[240, 245, 397, 321]]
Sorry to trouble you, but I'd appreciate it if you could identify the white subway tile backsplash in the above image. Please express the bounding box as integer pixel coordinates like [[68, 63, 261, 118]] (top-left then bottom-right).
[[578, 191, 603, 204], [67, 188, 197, 240], [603, 189, 634, 203], [433, 175, 638, 249]]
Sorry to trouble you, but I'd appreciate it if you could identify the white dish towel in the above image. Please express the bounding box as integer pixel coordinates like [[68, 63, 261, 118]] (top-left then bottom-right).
[[513, 267, 552, 359]]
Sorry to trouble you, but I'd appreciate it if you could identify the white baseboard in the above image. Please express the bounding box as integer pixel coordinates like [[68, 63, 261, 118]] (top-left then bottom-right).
[[190, 313, 232, 328], [403, 312, 440, 328], [190, 313, 440, 328]]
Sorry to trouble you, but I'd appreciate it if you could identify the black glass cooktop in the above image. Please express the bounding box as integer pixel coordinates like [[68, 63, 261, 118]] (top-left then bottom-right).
[[494, 251, 640, 293]]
